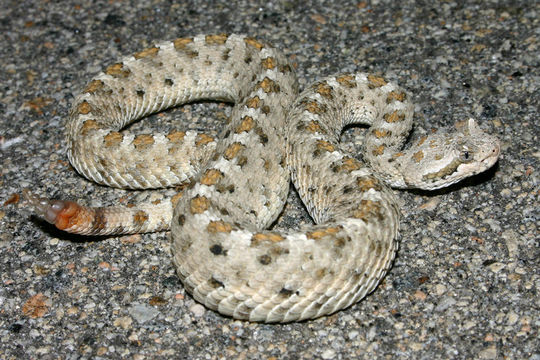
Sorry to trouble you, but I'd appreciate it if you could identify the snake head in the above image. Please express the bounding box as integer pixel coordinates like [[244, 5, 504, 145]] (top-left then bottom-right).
[[398, 118, 500, 190]]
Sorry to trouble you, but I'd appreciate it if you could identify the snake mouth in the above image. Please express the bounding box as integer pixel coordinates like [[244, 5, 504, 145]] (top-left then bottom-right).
[[480, 141, 501, 168]]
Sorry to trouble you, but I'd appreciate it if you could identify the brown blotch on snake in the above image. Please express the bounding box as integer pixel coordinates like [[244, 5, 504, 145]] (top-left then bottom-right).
[[103, 132, 123, 148], [134, 47, 159, 60], [105, 63, 131, 78]]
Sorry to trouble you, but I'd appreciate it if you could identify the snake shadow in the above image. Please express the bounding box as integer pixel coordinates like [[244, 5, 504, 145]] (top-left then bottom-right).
[[27, 215, 120, 243]]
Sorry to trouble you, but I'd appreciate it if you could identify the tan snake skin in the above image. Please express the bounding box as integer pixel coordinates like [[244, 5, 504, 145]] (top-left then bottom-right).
[[25, 34, 500, 322]]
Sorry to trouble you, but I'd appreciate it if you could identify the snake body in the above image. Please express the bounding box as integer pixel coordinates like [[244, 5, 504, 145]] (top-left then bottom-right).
[[25, 34, 500, 322]]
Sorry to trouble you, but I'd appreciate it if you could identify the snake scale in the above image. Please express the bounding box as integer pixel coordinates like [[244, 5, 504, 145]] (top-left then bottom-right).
[[25, 34, 500, 322]]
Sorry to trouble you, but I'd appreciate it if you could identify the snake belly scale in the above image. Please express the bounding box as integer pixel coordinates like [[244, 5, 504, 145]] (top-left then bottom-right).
[[24, 34, 500, 322]]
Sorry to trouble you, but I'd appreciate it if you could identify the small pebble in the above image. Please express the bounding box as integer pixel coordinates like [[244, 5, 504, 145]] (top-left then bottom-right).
[[189, 303, 206, 318], [129, 304, 159, 324]]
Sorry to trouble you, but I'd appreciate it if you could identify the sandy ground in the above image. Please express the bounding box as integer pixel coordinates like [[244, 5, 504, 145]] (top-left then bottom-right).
[[1, 1, 538, 359]]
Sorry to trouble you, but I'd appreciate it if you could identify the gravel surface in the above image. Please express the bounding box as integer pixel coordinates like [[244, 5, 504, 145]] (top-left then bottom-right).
[[1, 0, 538, 359]]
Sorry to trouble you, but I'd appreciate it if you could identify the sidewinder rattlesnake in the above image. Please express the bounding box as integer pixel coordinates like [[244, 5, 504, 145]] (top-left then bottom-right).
[[25, 34, 500, 322]]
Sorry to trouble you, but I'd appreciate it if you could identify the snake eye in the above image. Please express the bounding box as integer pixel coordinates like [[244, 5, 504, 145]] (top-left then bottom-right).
[[460, 150, 471, 162]]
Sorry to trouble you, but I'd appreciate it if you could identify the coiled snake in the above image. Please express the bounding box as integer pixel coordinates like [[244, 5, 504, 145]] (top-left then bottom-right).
[[25, 34, 500, 322]]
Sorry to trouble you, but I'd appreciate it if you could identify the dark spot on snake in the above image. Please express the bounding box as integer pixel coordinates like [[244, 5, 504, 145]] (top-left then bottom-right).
[[270, 246, 289, 256], [136, 89, 145, 97], [256, 128, 268, 144], [209, 244, 227, 256], [222, 49, 231, 61], [237, 156, 248, 167], [164, 78, 174, 86], [334, 237, 346, 248], [244, 55, 252, 64], [91, 209, 108, 232], [342, 186, 353, 194], [209, 277, 224, 288], [216, 184, 235, 193], [258, 254, 272, 265], [279, 287, 296, 297], [219, 208, 229, 216], [186, 50, 199, 58], [177, 214, 185, 226], [223, 130, 230, 138]]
